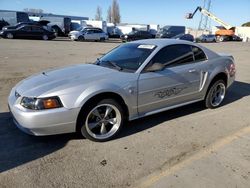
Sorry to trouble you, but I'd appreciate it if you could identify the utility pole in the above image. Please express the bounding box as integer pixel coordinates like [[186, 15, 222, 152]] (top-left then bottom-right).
[[198, 0, 212, 33]]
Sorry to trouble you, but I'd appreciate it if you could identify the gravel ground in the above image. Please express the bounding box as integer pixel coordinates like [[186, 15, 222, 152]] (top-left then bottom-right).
[[0, 39, 250, 188]]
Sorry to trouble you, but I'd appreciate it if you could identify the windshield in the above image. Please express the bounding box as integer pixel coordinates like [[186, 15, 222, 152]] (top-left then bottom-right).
[[97, 43, 156, 72], [75, 26, 83, 31]]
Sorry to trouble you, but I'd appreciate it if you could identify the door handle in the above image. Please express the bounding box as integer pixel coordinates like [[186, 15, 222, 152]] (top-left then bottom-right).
[[188, 69, 197, 73]]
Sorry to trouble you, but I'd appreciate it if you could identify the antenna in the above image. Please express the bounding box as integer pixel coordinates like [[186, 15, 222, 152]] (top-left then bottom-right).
[[198, 0, 212, 33]]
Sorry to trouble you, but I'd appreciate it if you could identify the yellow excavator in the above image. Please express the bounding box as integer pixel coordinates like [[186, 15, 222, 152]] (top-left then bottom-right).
[[186, 6, 235, 42]]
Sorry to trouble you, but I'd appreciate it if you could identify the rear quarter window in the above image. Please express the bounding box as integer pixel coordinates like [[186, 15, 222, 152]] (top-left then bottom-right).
[[192, 46, 207, 62]]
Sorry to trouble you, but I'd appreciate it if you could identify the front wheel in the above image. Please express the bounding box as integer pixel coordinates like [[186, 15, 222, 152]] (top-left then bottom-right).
[[6, 33, 13, 39], [78, 35, 84, 41], [79, 99, 125, 142], [205, 80, 226, 109], [100, 37, 105, 42]]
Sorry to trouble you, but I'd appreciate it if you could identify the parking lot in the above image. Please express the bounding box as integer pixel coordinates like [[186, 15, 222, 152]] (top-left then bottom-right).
[[0, 39, 250, 187]]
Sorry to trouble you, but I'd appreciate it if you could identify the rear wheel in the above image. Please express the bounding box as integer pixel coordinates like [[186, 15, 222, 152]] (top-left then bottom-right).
[[205, 80, 226, 109], [218, 36, 225, 42], [78, 35, 84, 41], [42, 35, 48, 40], [78, 99, 125, 142], [6, 33, 13, 39]]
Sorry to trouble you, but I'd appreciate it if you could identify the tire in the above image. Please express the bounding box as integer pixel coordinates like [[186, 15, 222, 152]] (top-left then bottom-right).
[[78, 99, 125, 142], [100, 37, 105, 42], [42, 35, 48, 40], [6, 33, 13, 39], [78, 35, 84, 41], [218, 36, 224, 42], [205, 80, 226, 109]]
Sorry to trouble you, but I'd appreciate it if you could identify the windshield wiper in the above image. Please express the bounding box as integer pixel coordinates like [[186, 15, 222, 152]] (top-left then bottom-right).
[[97, 59, 123, 71]]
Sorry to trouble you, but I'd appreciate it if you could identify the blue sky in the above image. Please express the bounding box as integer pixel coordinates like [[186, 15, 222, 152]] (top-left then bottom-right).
[[1, 0, 249, 28]]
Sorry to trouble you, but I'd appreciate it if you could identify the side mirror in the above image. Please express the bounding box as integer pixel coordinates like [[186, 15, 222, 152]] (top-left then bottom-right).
[[145, 63, 165, 72]]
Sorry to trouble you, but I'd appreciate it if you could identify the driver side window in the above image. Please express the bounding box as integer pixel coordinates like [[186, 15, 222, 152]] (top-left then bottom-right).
[[151, 44, 194, 68], [20, 26, 31, 31]]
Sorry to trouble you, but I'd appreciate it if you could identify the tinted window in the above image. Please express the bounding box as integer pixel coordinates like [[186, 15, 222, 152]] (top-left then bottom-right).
[[19, 26, 32, 31], [86, 29, 94, 34], [32, 26, 43, 32], [151, 44, 194, 67], [94, 29, 102, 33], [192, 46, 207, 61]]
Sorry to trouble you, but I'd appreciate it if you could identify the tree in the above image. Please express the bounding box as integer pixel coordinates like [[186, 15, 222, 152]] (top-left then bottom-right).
[[107, 6, 112, 23], [111, 0, 121, 24], [242, 22, 250, 27], [95, 6, 103, 21]]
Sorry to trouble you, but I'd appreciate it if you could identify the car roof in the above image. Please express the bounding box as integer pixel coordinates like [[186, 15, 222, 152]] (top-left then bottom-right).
[[130, 39, 196, 48], [130, 39, 219, 60]]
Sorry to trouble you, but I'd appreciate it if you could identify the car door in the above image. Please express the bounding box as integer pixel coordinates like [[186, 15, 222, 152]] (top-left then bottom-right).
[[17, 26, 32, 38], [138, 44, 206, 115], [84, 29, 95, 40], [31, 26, 44, 39]]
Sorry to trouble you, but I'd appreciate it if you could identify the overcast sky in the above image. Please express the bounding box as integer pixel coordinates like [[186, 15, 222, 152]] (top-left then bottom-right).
[[1, 0, 249, 28]]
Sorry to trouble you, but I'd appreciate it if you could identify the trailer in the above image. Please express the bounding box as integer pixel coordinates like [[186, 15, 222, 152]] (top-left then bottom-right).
[[0, 10, 30, 26], [27, 12, 88, 36]]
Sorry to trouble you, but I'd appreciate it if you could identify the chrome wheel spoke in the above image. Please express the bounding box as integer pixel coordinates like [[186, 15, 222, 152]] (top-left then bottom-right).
[[104, 106, 112, 118], [92, 109, 102, 119], [107, 118, 117, 125], [88, 122, 100, 130], [85, 103, 122, 140], [100, 123, 107, 134]]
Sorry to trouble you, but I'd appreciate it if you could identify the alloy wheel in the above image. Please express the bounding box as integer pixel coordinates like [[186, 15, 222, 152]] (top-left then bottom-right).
[[84, 104, 122, 140], [210, 83, 226, 107]]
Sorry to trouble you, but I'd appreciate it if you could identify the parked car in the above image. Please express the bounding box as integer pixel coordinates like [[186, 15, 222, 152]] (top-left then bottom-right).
[[68, 27, 108, 41], [0, 25, 56, 40], [196, 34, 216, 42], [8, 39, 236, 142], [172, 33, 194, 42], [156, 25, 185, 38], [232, 35, 243, 42], [107, 26, 122, 38], [121, 30, 152, 42]]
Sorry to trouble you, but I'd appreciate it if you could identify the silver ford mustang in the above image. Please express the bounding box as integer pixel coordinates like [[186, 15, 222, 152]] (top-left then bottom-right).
[[8, 39, 236, 142]]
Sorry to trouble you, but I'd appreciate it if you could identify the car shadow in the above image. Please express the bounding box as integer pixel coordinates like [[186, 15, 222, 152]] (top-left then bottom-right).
[[0, 112, 79, 173], [0, 81, 249, 172], [118, 81, 250, 139]]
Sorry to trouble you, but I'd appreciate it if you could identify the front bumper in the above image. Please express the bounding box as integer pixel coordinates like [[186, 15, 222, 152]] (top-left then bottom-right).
[[8, 89, 80, 136], [68, 34, 77, 41]]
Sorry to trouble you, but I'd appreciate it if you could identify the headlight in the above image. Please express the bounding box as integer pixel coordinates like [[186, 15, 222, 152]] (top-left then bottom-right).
[[124, 35, 128, 39], [21, 96, 63, 110]]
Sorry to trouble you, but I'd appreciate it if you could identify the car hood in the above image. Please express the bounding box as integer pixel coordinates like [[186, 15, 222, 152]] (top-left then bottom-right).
[[69, 31, 81, 35], [15, 64, 122, 97]]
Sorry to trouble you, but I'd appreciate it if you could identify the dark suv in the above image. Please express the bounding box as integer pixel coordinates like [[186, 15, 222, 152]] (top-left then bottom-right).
[[121, 30, 152, 42]]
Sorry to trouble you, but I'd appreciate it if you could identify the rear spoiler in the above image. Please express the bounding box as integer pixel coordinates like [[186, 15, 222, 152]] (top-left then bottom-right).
[[218, 53, 234, 60]]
